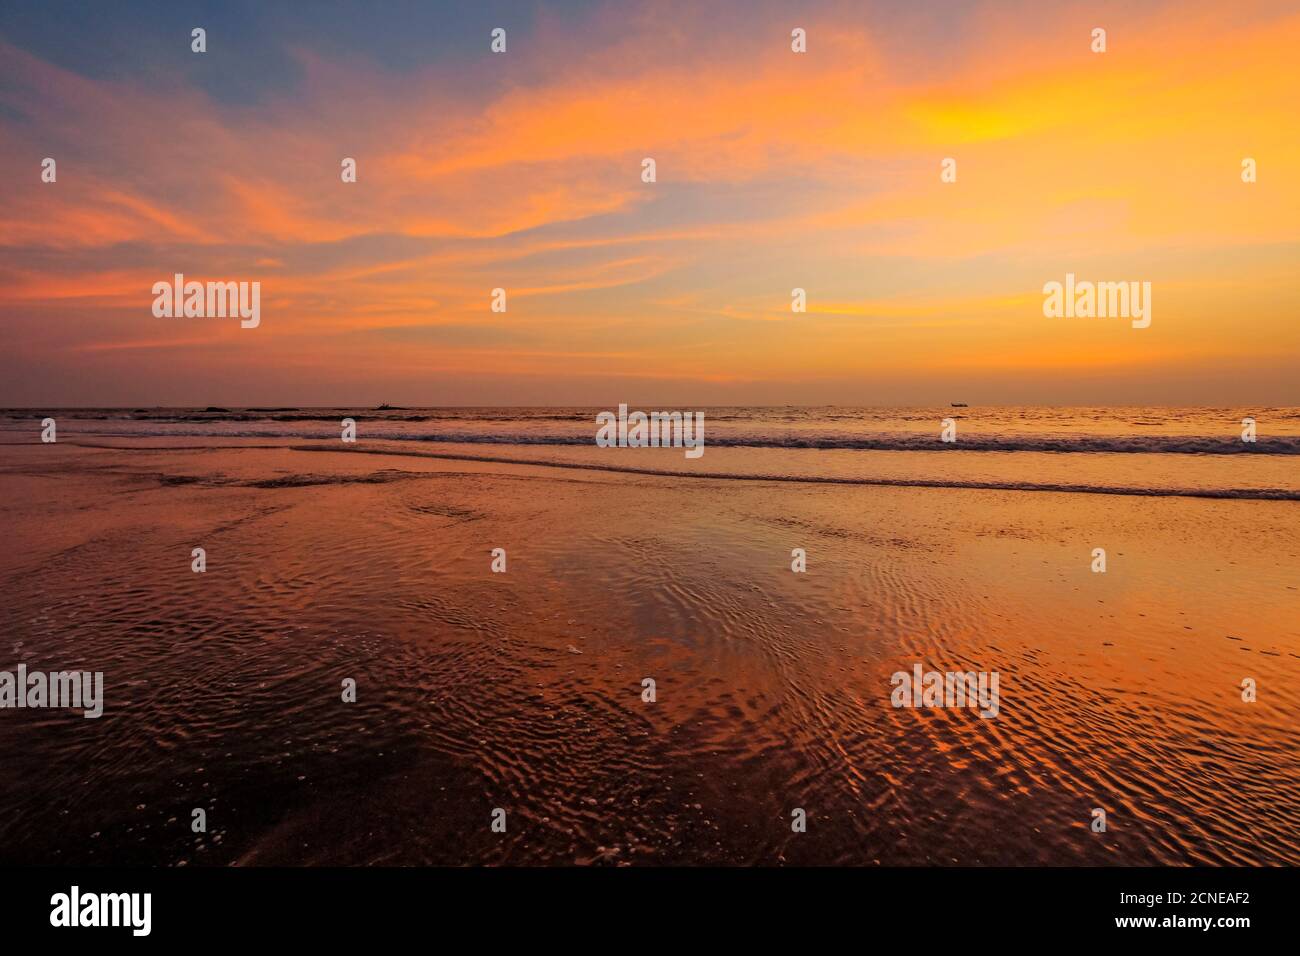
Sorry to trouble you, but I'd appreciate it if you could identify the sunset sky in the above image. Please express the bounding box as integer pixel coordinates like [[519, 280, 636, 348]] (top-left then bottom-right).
[[1, 0, 1297, 407]]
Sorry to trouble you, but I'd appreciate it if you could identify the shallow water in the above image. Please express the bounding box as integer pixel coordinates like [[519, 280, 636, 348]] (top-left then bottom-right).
[[0, 425, 1296, 865]]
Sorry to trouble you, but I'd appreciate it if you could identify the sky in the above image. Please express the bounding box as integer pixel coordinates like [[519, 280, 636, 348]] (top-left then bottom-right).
[[1, 0, 1297, 407]]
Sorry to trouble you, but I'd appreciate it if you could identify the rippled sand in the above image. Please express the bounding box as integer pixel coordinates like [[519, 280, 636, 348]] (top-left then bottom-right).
[[0, 439, 1296, 865]]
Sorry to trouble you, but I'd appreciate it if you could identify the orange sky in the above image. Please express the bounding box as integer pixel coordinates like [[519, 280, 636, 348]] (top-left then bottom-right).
[[1, 0, 1297, 406]]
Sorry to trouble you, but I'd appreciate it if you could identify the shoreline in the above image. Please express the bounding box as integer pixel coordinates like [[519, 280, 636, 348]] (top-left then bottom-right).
[[9, 436, 1300, 501]]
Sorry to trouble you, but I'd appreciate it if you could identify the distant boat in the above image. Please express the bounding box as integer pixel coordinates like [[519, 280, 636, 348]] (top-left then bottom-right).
[[376, 403, 394, 411], [950, 402, 968, 408]]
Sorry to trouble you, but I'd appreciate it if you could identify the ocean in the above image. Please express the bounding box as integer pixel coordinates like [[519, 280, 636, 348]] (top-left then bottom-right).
[[5, 405, 1300, 497]]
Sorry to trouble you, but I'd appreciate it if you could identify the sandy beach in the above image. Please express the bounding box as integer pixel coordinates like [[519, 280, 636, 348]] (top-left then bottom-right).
[[2, 414, 1296, 866]]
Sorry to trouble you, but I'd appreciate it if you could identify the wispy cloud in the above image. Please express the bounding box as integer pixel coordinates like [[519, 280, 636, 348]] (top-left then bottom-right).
[[1, 0, 1297, 404]]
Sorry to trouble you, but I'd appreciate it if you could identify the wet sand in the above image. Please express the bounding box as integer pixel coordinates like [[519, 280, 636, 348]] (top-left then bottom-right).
[[1, 439, 1297, 865]]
